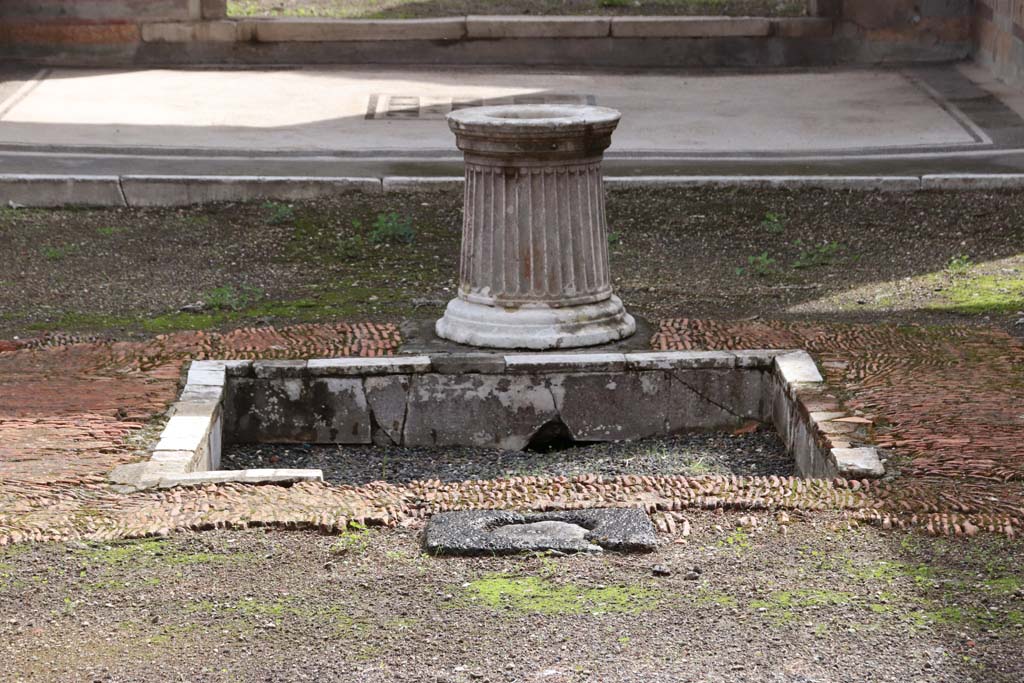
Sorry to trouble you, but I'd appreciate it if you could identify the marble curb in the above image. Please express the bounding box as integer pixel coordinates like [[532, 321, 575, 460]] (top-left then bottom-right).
[[111, 349, 887, 489], [6, 174, 1022, 207], [770, 352, 886, 479], [139, 16, 817, 43]]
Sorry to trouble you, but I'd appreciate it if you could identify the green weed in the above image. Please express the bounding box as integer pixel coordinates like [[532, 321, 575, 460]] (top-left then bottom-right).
[[41, 244, 80, 261], [760, 211, 785, 234], [262, 201, 295, 225], [946, 253, 973, 274], [203, 284, 264, 311], [719, 527, 753, 551], [792, 240, 841, 269], [329, 521, 372, 555], [366, 212, 415, 245], [737, 252, 778, 277]]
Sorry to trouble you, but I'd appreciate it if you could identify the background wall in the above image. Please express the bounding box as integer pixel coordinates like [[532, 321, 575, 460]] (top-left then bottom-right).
[[0, 0, 1016, 81], [975, 0, 1024, 85], [0, 0, 224, 63]]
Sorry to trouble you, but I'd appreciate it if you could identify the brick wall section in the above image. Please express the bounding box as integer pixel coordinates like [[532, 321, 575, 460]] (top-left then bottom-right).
[[828, 0, 973, 60], [0, 0, 211, 62], [0, 0, 990, 70], [975, 1, 1024, 86]]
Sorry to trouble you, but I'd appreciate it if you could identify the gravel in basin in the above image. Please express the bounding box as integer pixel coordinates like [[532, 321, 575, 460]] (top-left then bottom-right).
[[222, 430, 793, 484]]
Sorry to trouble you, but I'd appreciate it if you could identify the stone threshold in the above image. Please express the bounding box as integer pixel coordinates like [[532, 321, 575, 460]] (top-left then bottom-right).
[[140, 16, 832, 44], [109, 349, 885, 491], [6, 173, 1024, 208]]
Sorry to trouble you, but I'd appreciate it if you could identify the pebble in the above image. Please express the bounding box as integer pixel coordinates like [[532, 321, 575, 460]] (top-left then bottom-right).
[[652, 564, 672, 577]]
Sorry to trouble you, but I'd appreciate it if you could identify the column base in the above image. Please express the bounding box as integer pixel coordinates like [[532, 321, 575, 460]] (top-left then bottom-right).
[[435, 295, 636, 350]]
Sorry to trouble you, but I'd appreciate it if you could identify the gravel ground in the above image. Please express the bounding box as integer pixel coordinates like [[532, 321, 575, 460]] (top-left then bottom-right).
[[2, 188, 1022, 341], [227, 0, 806, 19], [1, 513, 1021, 682], [223, 432, 794, 484]]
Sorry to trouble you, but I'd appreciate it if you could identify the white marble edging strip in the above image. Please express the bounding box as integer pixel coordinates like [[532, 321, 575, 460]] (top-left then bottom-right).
[[604, 176, 924, 191], [140, 16, 823, 43], [921, 174, 1024, 190], [119, 175, 382, 207], [0, 174, 126, 207], [772, 351, 884, 478], [109, 360, 324, 491], [8, 174, 1024, 208]]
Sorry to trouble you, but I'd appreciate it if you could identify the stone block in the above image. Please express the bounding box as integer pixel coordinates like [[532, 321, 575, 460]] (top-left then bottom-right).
[[832, 447, 884, 478], [555, 371, 669, 441], [775, 351, 823, 385], [732, 349, 787, 369], [120, 176, 381, 207], [423, 508, 656, 556], [142, 21, 239, 43], [205, 411, 223, 470], [625, 351, 735, 371], [467, 16, 609, 38], [428, 354, 507, 375], [202, 0, 227, 19], [108, 462, 163, 490], [383, 177, 464, 193], [227, 377, 370, 444], [171, 399, 220, 419], [156, 468, 323, 489], [238, 468, 324, 483], [666, 369, 764, 429], [605, 176, 921, 192], [0, 175, 125, 208], [504, 353, 626, 374], [307, 355, 431, 376], [773, 17, 834, 38], [222, 360, 253, 377], [309, 377, 371, 443], [178, 384, 224, 403], [252, 18, 465, 42], [187, 361, 226, 386], [253, 360, 307, 379], [921, 174, 1024, 190], [154, 415, 214, 452], [149, 450, 194, 474], [365, 375, 411, 445], [403, 374, 557, 449], [0, 1, 195, 23], [610, 16, 771, 38]]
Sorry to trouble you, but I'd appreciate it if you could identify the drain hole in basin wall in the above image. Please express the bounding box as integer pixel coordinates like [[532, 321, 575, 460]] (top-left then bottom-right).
[[525, 418, 580, 453]]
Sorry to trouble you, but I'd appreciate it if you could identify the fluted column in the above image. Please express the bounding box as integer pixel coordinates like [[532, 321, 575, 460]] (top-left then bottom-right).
[[436, 105, 635, 350]]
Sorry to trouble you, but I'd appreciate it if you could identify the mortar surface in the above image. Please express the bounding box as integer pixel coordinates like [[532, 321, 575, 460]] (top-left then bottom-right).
[[0, 65, 1011, 159]]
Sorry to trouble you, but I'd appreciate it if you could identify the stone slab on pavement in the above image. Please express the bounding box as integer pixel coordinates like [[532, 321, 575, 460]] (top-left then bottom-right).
[[423, 508, 658, 555]]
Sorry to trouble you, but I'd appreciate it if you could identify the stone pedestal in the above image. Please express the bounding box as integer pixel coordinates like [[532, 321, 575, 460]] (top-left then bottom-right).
[[435, 104, 636, 350]]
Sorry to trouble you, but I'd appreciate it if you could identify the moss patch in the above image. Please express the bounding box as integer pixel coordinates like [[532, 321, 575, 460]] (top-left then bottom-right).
[[749, 588, 856, 623], [934, 274, 1024, 314], [461, 574, 661, 615]]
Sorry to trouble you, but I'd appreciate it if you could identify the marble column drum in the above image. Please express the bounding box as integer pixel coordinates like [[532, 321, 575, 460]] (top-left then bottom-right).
[[436, 105, 636, 349]]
